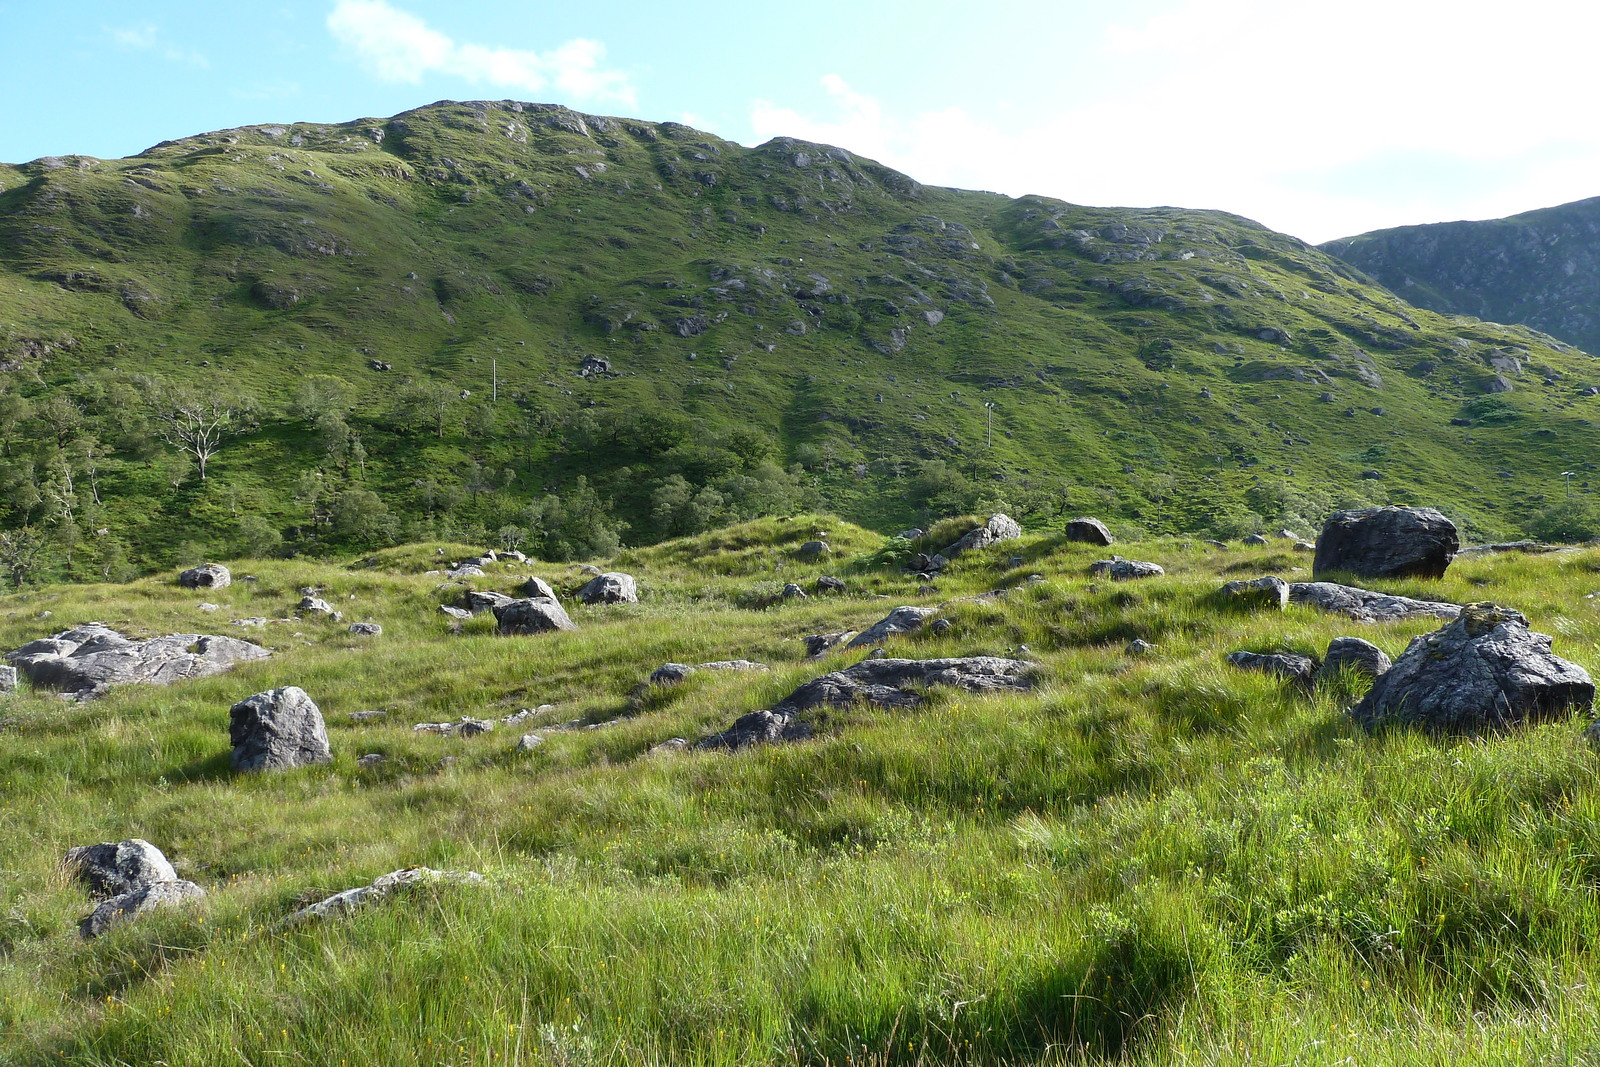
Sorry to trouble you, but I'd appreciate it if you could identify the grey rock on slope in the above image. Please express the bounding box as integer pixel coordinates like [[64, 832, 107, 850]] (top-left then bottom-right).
[[229, 686, 332, 771], [6, 624, 269, 700], [1313, 506, 1459, 580]]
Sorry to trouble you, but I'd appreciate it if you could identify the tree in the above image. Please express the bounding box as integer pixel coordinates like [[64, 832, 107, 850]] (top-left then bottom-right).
[[144, 380, 258, 482], [0, 526, 49, 588]]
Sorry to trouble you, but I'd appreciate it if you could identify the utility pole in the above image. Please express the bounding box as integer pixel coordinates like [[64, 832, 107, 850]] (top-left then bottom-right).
[[1563, 470, 1576, 498], [985, 401, 995, 448], [492, 358, 498, 403]]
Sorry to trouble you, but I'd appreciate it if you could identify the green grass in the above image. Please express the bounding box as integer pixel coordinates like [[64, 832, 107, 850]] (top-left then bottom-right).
[[1, 518, 1599, 1063]]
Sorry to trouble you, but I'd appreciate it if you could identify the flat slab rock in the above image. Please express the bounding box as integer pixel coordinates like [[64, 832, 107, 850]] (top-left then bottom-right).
[[698, 656, 1032, 751], [283, 867, 484, 925], [1351, 603, 1594, 732], [1226, 650, 1318, 685], [649, 660, 769, 685], [1288, 582, 1461, 623], [1088, 557, 1165, 580], [5, 623, 270, 700]]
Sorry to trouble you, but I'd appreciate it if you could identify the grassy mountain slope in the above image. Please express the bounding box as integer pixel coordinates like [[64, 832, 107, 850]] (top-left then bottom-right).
[[4, 100, 1600, 574], [1322, 196, 1600, 356], [1, 522, 1599, 1063]]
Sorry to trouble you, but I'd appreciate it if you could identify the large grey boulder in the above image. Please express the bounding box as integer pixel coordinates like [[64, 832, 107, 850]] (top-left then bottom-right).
[[1313, 506, 1459, 580], [1351, 603, 1594, 732], [178, 563, 231, 590], [6, 624, 270, 701], [1088, 557, 1165, 580], [578, 572, 638, 604], [1315, 637, 1392, 687], [493, 597, 578, 635], [80, 879, 205, 938], [1226, 650, 1318, 685], [1288, 582, 1460, 623], [461, 590, 515, 615], [521, 576, 558, 600], [797, 540, 831, 559], [941, 513, 1022, 558], [64, 839, 177, 897], [229, 686, 331, 772], [846, 606, 936, 648], [1063, 518, 1114, 546], [1220, 575, 1289, 610], [283, 867, 484, 925], [698, 656, 1032, 751]]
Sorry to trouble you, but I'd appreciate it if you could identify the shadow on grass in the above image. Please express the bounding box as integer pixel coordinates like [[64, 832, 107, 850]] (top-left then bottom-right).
[[165, 750, 235, 784]]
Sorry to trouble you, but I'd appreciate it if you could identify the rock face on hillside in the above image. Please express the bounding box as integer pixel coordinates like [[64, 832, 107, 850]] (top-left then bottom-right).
[[5, 624, 270, 700], [1313, 506, 1459, 580], [229, 686, 331, 771], [1350, 603, 1594, 732], [1288, 581, 1461, 622], [493, 597, 577, 634]]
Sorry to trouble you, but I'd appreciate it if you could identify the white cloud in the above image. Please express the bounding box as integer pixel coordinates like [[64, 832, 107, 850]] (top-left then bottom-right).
[[748, 2, 1600, 243], [104, 23, 210, 68], [326, 0, 635, 107]]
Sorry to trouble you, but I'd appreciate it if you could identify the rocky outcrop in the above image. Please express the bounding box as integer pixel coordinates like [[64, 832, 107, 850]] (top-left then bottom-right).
[[941, 514, 1022, 558], [178, 563, 231, 589], [1288, 582, 1461, 623], [493, 597, 577, 634], [1088, 557, 1165, 580], [1063, 518, 1114, 546], [1350, 603, 1594, 732], [283, 867, 484, 925], [649, 660, 768, 684], [696, 709, 813, 751], [1313, 506, 1459, 580], [578, 572, 638, 604], [5, 624, 270, 700], [229, 686, 331, 771], [846, 606, 935, 648]]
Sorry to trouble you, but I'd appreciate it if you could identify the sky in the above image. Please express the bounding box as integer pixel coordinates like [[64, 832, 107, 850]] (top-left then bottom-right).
[[3, 1, 1599, 244]]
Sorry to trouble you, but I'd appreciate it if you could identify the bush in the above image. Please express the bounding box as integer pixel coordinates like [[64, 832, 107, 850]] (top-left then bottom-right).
[[1526, 498, 1600, 542]]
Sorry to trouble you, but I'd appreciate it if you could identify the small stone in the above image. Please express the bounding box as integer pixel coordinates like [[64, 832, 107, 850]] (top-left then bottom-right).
[[516, 733, 543, 753], [1125, 638, 1157, 656], [357, 753, 386, 768], [930, 619, 953, 635], [348, 622, 382, 636]]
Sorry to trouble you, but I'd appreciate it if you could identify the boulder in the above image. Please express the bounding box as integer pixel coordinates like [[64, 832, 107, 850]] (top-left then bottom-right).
[[780, 583, 808, 600], [229, 686, 331, 772], [347, 622, 382, 636], [804, 631, 858, 657], [650, 662, 695, 685], [1088, 557, 1165, 580], [941, 513, 1022, 558], [1288, 582, 1460, 623], [1315, 637, 1392, 686], [1242, 534, 1270, 546], [493, 597, 578, 635], [521, 576, 558, 600], [577, 572, 638, 604], [1313, 506, 1459, 580], [80, 879, 205, 939], [1350, 603, 1594, 732], [898, 528, 924, 540], [446, 564, 486, 580], [64, 839, 177, 897], [0, 665, 15, 692], [1063, 518, 1114, 546], [797, 540, 831, 559], [178, 563, 231, 590], [298, 596, 342, 621], [283, 867, 484, 925], [5, 624, 270, 701], [1125, 638, 1157, 656], [1220, 575, 1289, 610], [846, 606, 936, 648], [696, 709, 812, 751], [815, 576, 847, 595], [1225, 650, 1318, 685], [461, 590, 515, 615]]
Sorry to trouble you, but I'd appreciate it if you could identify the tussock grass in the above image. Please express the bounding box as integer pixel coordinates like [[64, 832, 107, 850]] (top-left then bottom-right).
[[2, 524, 1600, 1063]]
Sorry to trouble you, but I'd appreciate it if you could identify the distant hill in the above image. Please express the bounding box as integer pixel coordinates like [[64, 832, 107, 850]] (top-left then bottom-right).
[[1, 98, 1598, 576], [1321, 197, 1600, 356]]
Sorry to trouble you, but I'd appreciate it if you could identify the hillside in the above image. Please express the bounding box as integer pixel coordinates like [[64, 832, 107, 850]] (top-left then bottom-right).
[[2, 519, 1599, 1064], [1322, 197, 1600, 357], [3, 100, 1600, 578]]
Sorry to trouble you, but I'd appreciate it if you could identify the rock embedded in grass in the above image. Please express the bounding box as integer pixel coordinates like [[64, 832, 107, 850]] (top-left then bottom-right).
[[797, 540, 830, 559], [1315, 637, 1391, 686], [1243, 534, 1270, 546], [461, 589, 515, 614], [1220, 575, 1290, 610], [298, 596, 342, 621], [5, 624, 270, 701], [282, 867, 484, 925], [578, 571, 638, 604], [1313, 505, 1459, 580], [1088, 557, 1165, 580], [804, 631, 858, 657], [1350, 603, 1594, 732], [80, 879, 206, 939], [493, 597, 578, 634], [229, 686, 332, 772], [1063, 517, 1114, 546], [780, 583, 808, 599], [65, 839, 177, 897], [1288, 582, 1460, 623], [847, 605, 935, 648], [347, 622, 382, 636], [1226, 650, 1319, 685], [941, 513, 1022, 558], [178, 563, 231, 589], [815, 575, 846, 594]]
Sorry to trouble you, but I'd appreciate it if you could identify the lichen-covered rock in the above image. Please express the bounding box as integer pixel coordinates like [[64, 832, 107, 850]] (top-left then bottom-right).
[[1314, 506, 1460, 580], [941, 513, 1022, 558], [80, 879, 205, 938], [1063, 518, 1114, 546], [1315, 637, 1392, 686], [493, 597, 578, 635], [1288, 582, 1460, 623], [1226, 650, 1318, 685], [178, 563, 231, 589], [5, 624, 270, 701], [283, 867, 484, 925], [578, 572, 638, 604], [1220, 575, 1289, 610], [1088, 557, 1165, 580], [1350, 603, 1594, 732], [229, 686, 331, 772], [846, 606, 935, 648], [64, 839, 177, 897]]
